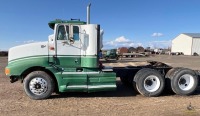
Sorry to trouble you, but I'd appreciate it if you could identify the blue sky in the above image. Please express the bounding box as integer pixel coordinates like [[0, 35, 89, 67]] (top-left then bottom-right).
[[0, 0, 200, 50]]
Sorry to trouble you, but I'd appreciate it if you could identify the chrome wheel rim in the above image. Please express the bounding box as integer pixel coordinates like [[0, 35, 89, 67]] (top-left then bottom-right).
[[29, 77, 48, 95]]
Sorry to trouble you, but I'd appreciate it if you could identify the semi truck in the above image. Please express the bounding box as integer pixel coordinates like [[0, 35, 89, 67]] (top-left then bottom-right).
[[5, 4, 199, 100]]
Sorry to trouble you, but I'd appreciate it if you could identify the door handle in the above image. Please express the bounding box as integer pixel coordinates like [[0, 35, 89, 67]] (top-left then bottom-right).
[[75, 59, 78, 63]]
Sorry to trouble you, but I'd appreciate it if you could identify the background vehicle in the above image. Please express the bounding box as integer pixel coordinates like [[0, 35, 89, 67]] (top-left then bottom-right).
[[103, 48, 146, 61], [104, 49, 118, 60]]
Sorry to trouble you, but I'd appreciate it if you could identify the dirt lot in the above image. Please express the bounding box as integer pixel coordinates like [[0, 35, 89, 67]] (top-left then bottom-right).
[[1, 55, 200, 116]]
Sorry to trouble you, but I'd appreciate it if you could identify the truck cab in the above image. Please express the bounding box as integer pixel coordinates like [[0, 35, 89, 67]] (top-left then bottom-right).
[[5, 19, 116, 100]]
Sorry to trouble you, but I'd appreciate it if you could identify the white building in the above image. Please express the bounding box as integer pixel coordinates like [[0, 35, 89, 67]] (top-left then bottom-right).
[[171, 33, 200, 55]]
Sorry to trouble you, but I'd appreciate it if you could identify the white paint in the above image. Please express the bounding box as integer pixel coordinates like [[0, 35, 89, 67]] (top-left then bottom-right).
[[8, 24, 100, 61], [49, 24, 98, 56], [171, 34, 193, 55], [81, 24, 98, 56], [48, 34, 56, 56], [55, 24, 81, 56], [8, 42, 48, 61], [144, 75, 161, 92], [178, 74, 195, 91], [192, 38, 200, 55]]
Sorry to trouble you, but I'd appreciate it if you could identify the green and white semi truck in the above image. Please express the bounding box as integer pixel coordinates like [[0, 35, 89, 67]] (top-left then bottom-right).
[[5, 4, 199, 100]]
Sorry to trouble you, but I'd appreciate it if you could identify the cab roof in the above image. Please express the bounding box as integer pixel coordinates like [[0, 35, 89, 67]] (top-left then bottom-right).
[[48, 19, 86, 29]]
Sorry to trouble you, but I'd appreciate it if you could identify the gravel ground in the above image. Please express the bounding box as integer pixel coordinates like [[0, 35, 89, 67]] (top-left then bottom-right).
[[1, 55, 200, 116]]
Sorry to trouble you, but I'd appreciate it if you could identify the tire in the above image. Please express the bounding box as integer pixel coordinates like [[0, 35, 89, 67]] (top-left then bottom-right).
[[133, 69, 147, 94], [23, 71, 55, 100], [134, 68, 165, 97], [165, 67, 183, 94], [170, 68, 198, 95]]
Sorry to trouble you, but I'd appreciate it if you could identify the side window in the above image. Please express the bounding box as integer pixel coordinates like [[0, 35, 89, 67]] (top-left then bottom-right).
[[73, 26, 79, 41], [57, 25, 69, 40]]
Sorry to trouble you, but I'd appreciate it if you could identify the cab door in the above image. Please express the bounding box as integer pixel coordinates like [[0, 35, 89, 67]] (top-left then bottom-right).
[[55, 24, 87, 91], [55, 24, 81, 68]]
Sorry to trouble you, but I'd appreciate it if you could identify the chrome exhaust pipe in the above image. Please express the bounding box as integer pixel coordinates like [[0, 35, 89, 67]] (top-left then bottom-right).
[[87, 3, 91, 24]]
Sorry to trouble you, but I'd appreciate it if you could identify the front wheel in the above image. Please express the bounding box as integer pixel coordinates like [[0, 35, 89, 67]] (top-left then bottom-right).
[[23, 71, 55, 100]]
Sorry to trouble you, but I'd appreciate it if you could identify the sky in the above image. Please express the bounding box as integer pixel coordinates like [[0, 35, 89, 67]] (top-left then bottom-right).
[[0, 0, 200, 51]]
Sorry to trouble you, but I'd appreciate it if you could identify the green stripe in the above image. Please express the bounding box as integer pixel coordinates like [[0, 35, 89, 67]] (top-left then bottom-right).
[[7, 56, 50, 76], [9, 55, 48, 63], [7, 55, 98, 76]]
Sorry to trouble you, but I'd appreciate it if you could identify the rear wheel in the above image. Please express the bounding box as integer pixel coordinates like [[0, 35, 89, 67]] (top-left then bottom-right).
[[165, 67, 183, 93], [134, 68, 165, 97], [23, 71, 55, 100], [170, 68, 198, 95]]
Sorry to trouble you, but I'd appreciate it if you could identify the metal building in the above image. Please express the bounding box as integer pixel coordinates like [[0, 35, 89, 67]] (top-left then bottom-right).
[[171, 33, 200, 55]]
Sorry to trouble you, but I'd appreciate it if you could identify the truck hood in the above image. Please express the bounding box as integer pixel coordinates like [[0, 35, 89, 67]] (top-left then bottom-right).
[[8, 41, 48, 62]]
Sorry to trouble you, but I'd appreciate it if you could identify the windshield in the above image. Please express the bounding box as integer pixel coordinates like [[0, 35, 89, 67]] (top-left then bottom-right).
[[106, 51, 111, 55], [57, 25, 69, 40], [110, 49, 116, 54]]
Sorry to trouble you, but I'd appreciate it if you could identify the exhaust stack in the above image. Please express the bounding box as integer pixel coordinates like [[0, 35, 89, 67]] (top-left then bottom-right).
[[87, 3, 91, 24]]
